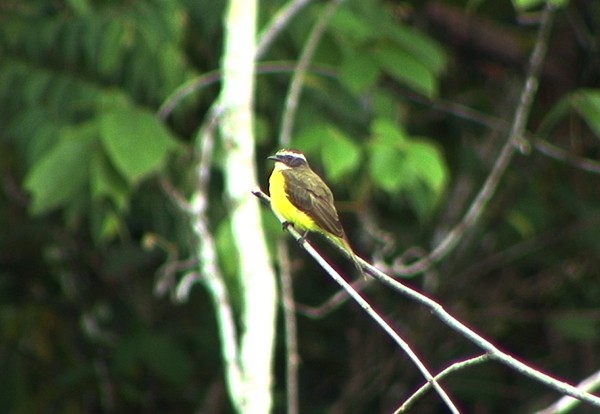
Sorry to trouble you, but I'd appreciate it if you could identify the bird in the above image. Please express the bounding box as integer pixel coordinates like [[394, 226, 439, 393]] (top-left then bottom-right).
[[267, 148, 365, 278]]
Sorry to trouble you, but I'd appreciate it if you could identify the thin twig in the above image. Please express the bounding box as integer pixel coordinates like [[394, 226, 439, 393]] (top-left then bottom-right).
[[279, 0, 345, 146], [156, 69, 242, 392], [158, 69, 222, 121], [252, 189, 460, 414], [177, 106, 244, 398], [278, 240, 300, 414], [458, 216, 600, 279], [256, 0, 315, 59], [93, 359, 115, 412], [405, 91, 600, 175], [156, 104, 225, 301], [360, 257, 600, 408], [159, 175, 191, 212], [535, 369, 600, 414], [295, 278, 369, 318], [301, 216, 598, 317], [254, 188, 600, 408], [158, 61, 336, 120], [533, 138, 600, 174], [395, 354, 490, 413], [396, 2, 557, 276], [295, 230, 460, 413]]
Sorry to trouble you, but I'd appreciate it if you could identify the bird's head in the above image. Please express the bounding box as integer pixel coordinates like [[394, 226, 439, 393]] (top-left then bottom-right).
[[267, 148, 309, 169]]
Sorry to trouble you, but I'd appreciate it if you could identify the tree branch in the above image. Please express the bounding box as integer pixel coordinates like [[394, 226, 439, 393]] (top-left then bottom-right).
[[252, 189, 459, 413], [396, 1, 557, 276], [278, 240, 300, 414], [535, 369, 600, 414], [185, 106, 245, 405], [404, 91, 600, 176], [256, 0, 315, 59], [254, 186, 600, 408], [395, 354, 490, 413], [363, 257, 600, 408]]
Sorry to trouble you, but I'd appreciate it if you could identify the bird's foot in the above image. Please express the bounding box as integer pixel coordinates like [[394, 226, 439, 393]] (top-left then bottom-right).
[[298, 230, 309, 244], [282, 221, 293, 231]]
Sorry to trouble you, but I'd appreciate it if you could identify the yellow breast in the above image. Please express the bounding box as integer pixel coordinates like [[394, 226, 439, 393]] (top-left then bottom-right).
[[269, 168, 317, 232]]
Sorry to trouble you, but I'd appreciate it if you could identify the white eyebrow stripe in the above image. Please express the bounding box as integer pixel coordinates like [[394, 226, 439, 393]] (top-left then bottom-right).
[[277, 150, 306, 161]]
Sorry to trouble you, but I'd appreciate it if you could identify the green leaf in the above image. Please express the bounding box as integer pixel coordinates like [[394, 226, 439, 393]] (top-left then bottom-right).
[[506, 210, 536, 239], [66, 0, 92, 15], [161, 45, 191, 94], [372, 90, 400, 122], [24, 132, 94, 214], [368, 144, 404, 192], [513, 0, 569, 11], [339, 52, 380, 94], [371, 44, 437, 97], [405, 139, 448, 196], [367, 119, 409, 191], [513, 0, 543, 9], [90, 152, 129, 211], [294, 123, 331, 153], [90, 204, 122, 243], [367, 119, 448, 217], [372, 118, 408, 146], [6, 108, 60, 166], [386, 25, 447, 76], [100, 107, 181, 184], [320, 126, 361, 181], [328, 7, 376, 44], [23, 68, 52, 105], [294, 123, 361, 181], [571, 89, 600, 139], [98, 20, 125, 76]]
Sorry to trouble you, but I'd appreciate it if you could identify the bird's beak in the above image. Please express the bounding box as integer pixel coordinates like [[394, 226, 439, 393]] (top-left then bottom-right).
[[267, 154, 280, 162]]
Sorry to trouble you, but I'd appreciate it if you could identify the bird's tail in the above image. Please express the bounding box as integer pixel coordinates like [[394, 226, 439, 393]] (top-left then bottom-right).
[[331, 234, 367, 280]]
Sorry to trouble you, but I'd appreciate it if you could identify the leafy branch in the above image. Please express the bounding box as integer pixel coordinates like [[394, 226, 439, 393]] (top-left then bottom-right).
[[393, 0, 557, 276]]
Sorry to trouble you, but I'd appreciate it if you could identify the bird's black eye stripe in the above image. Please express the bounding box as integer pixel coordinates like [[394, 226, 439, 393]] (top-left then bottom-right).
[[285, 155, 305, 167]]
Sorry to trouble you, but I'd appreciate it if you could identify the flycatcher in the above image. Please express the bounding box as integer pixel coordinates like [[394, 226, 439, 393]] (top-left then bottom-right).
[[267, 148, 365, 277]]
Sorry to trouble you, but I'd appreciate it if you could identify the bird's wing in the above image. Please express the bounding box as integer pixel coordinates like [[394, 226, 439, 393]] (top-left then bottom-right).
[[284, 169, 345, 238]]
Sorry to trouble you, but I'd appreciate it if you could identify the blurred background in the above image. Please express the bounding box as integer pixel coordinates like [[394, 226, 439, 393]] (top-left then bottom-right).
[[1, 0, 600, 412]]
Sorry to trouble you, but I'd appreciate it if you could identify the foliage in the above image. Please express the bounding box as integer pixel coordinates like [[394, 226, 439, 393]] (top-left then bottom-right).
[[1, 0, 600, 412], [513, 0, 570, 11], [290, 0, 449, 219], [0, 0, 192, 242]]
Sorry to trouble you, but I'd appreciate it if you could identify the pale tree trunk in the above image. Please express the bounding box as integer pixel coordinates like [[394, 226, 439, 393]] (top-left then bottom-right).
[[219, 0, 277, 412]]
